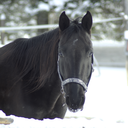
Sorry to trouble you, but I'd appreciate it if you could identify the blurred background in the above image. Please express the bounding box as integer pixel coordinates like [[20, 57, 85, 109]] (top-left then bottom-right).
[[0, 0, 128, 128], [0, 0, 124, 40], [0, 0, 125, 67]]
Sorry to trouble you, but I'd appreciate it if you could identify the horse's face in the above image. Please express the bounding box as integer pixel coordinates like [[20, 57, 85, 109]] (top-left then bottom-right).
[[58, 11, 93, 112]]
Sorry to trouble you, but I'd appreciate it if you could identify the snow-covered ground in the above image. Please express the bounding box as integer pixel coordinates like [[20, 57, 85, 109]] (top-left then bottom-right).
[[92, 40, 125, 47], [0, 66, 128, 128]]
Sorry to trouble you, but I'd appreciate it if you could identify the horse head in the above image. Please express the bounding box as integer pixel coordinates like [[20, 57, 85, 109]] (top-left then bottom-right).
[[57, 11, 93, 112]]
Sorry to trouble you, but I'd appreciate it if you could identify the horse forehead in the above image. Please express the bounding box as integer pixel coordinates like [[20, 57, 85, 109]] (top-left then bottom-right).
[[67, 42, 86, 56], [60, 32, 91, 50], [73, 39, 78, 45], [71, 38, 86, 49]]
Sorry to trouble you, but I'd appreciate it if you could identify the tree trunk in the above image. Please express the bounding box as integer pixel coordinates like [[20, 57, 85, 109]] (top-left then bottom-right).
[[37, 11, 48, 35]]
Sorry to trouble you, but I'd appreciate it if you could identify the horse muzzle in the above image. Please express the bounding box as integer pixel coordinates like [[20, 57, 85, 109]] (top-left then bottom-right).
[[66, 93, 85, 112]]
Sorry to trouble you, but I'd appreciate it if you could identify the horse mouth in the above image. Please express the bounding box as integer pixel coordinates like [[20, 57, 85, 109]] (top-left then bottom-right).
[[67, 105, 84, 112], [66, 95, 85, 112], [68, 108, 78, 112]]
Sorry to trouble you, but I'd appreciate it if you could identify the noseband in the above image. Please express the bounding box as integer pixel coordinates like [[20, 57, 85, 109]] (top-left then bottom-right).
[[57, 55, 93, 92]]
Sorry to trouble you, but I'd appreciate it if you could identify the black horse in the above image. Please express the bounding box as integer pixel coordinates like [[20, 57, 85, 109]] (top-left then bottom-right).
[[0, 11, 93, 120]]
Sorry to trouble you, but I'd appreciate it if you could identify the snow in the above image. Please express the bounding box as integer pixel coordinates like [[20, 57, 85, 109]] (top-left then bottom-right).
[[25, 3, 50, 15], [66, 67, 128, 121], [92, 40, 125, 47], [25, 0, 68, 14], [0, 66, 128, 128]]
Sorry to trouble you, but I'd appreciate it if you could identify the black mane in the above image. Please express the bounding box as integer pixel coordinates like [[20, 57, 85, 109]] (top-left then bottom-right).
[[2, 28, 60, 92]]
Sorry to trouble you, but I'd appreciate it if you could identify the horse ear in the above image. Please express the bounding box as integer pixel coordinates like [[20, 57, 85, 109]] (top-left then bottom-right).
[[82, 11, 92, 34], [59, 11, 70, 31]]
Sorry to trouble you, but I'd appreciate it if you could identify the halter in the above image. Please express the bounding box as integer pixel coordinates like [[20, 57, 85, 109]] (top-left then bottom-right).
[[57, 55, 93, 92]]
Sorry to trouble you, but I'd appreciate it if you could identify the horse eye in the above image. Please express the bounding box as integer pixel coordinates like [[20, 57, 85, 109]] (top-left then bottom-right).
[[89, 52, 93, 57], [59, 52, 64, 57]]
